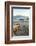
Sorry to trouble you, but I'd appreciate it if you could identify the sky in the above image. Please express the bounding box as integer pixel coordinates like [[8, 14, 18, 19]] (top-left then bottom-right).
[[13, 8, 31, 16]]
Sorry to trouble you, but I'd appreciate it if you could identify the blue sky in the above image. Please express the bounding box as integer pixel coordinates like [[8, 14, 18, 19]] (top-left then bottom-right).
[[13, 8, 31, 16]]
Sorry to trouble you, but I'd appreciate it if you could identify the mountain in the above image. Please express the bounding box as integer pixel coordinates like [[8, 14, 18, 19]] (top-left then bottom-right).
[[13, 16, 25, 20], [12, 15, 29, 22]]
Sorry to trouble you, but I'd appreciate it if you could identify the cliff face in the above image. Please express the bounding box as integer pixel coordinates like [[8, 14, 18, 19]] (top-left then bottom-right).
[[13, 16, 29, 36]]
